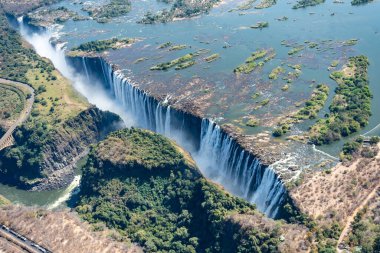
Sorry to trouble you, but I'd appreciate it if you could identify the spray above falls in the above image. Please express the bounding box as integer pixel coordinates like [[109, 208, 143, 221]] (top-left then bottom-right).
[[18, 19, 289, 219]]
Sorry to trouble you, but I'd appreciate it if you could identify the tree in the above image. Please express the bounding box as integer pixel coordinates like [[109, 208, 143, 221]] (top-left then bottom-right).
[[369, 136, 380, 145]]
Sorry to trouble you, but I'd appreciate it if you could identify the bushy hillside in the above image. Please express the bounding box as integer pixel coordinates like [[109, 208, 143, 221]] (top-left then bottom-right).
[[76, 128, 284, 253]]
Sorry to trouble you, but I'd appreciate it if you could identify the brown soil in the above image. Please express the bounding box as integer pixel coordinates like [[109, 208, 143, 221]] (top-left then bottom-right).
[[291, 144, 380, 227], [229, 213, 310, 252], [0, 206, 142, 253], [0, 237, 26, 253]]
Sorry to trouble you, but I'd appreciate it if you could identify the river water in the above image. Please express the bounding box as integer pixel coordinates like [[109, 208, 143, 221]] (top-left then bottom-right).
[[48, 0, 380, 153], [1, 0, 379, 208]]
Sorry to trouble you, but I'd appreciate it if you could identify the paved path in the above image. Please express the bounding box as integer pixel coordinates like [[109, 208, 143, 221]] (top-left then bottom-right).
[[0, 225, 51, 253], [337, 184, 380, 252], [0, 78, 34, 151]]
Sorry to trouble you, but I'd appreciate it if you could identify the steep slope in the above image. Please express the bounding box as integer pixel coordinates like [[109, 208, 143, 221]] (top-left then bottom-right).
[[0, 206, 142, 253], [0, 10, 124, 190], [76, 128, 309, 252]]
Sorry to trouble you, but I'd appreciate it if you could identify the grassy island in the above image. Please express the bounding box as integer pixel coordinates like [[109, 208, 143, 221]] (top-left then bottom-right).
[[234, 49, 274, 74], [288, 46, 305, 56], [293, 0, 325, 9], [70, 38, 134, 54], [273, 84, 329, 137], [309, 56, 371, 145], [255, 0, 277, 9], [351, 0, 374, 5], [269, 66, 285, 80], [168, 44, 187, 51], [76, 128, 286, 253], [204, 53, 220, 63], [250, 21, 269, 29], [232, 0, 257, 11], [82, 0, 131, 23], [139, 0, 220, 24], [150, 53, 194, 70], [26, 6, 88, 27]]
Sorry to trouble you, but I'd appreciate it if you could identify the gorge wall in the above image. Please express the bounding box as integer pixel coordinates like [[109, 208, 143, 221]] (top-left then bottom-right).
[[68, 56, 290, 218], [12, 13, 293, 218], [0, 107, 123, 191]]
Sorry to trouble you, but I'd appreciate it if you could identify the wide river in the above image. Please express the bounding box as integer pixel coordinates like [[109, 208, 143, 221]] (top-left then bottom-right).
[[1, 0, 379, 207]]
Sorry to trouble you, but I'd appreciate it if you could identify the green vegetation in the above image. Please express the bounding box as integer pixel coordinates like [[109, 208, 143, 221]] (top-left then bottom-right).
[[0, 11, 122, 188], [234, 49, 272, 74], [0, 195, 10, 206], [0, 0, 63, 16], [82, 0, 131, 23], [351, 0, 374, 5], [346, 208, 380, 252], [281, 84, 289, 91], [293, 0, 325, 9], [273, 84, 329, 137], [250, 21, 269, 29], [133, 57, 148, 64], [340, 136, 379, 161], [288, 46, 304, 56], [260, 98, 270, 106], [71, 38, 134, 53], [150, 53, 194, 71], [246, 118, 258, 127], [0, 10, 88, 122], [308, 42, 319, 48], [276, 16, 288, 21], [158, 42, 172, 49], [204, 53, 220, 63], [0, 83, 25, 122], [175, 60, 196, 70], [269, 66, 285, 80], [26, 6, 87, 27], [1, 107, 120, 185], [330, 60, 339, 68], [343, 39, 358, 46], [230, 0, 257, 11], [76, 128, 281, 253], [309, 56, 371, 145], [0, 13, 52, 82], [168, 44, 187, 51], [139, 0, 220, 24], [255, 0, 277, 9]]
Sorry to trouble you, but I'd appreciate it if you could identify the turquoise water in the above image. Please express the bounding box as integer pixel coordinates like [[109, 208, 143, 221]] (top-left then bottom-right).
[[2, 0, 379, 206], [50, 0, 380, 157], [0, 183, 65, 206]]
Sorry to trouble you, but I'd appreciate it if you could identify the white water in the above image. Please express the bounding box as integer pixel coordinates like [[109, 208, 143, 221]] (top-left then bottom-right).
[[19, 20, 287, 218], [18, 17, 133, 126], [47, 175, 81, 210]]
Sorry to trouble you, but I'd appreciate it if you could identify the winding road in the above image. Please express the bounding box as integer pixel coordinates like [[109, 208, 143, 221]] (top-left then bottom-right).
[[0, 78, 34, 151]]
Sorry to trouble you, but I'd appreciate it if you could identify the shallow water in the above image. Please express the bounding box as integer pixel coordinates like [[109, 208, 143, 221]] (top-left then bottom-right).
[[1, 0, 379, 206], [50, 0, 380, 156]]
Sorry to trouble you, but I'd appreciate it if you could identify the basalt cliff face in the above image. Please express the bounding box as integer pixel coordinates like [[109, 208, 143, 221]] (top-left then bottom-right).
[[68, 56, 290, 219], [0, 107, 123, 191], [75, 128, 309, 252]]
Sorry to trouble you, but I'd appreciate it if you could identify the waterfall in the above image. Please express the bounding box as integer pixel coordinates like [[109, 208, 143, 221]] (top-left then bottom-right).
[[82, 57, 90, 81], [91, 62, 287, 218], [18, 19, 288, 219], [196, 119, 286, 217], [47, 175, 81, 210]]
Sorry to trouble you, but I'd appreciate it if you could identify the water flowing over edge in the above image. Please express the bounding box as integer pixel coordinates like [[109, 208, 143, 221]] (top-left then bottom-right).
[[18, 18, 289, 219], [47, 176, 81, 210]]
